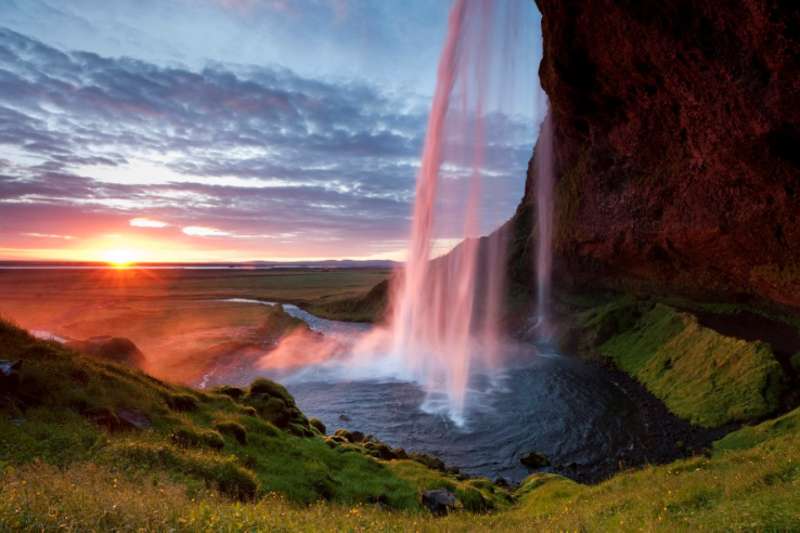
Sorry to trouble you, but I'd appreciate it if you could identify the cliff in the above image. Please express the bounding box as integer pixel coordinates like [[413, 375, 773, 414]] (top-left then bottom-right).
[[517, 0, 800, 309]]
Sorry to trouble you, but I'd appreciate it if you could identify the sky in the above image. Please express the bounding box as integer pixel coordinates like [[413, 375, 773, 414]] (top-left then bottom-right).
[[0, 0, 543, 263]]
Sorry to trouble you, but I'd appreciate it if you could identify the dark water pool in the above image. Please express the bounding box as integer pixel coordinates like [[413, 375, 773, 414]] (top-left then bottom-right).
[[288, 348, 642, 484]]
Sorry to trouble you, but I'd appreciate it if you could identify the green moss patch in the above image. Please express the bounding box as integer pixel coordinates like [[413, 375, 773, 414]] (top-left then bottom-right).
[[600, 304, 786, 426]]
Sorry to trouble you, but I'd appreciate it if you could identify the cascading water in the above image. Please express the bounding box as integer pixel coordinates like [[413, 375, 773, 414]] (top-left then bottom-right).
[[371, 0, 531, 425], [533, 112, 555, 338]]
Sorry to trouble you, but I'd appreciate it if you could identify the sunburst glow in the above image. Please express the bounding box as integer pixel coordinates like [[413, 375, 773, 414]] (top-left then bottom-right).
[[102, 248, 138, 268]]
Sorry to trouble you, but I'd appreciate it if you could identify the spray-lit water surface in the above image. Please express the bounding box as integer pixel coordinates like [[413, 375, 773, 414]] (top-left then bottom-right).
[[287, 344, 642, 484], [210, 299, 647, 484]]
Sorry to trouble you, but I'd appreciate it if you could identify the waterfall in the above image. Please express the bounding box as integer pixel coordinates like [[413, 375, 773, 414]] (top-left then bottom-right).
[[350, 0, 533, 426], [534, 112, 555, 337]]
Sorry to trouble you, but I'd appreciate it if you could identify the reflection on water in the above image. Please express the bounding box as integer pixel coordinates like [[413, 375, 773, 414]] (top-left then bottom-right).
[[289, 353, 640, 483], [214, 298, 644, 482]]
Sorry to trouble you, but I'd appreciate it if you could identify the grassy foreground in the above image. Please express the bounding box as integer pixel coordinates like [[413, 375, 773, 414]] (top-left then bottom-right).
[[1, 317, 799, 530]]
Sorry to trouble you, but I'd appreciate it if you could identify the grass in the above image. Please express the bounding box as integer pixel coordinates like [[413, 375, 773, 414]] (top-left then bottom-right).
[[1, 317, 799, 530], [0, 318, 506, 515], [306, 279, 389, 322], [599, 303, 785, 426], [2, 406, 799, 531]]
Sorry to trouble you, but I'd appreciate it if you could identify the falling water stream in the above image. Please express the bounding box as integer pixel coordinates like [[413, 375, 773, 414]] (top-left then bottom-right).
[[533, 112, 555, 337], [369, 0, 533, 425]]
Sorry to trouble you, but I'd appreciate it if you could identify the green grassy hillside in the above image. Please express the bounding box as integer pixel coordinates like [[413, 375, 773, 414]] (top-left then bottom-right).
[[0, 319, 505, 515], [1, 317, 799, 531]]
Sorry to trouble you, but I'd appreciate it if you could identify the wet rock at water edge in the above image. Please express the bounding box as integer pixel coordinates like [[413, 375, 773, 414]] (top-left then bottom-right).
[[422, 489, 460, 516], [338, 413, 351, 422], [520, 451, 551, 469]]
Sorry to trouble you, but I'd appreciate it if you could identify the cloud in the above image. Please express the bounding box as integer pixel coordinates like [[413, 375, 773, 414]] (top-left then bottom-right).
[[22, 232, 74, 240], [182, 226, 230, 237], [0, 27, 535, 259], [130, 217, 169, 228]]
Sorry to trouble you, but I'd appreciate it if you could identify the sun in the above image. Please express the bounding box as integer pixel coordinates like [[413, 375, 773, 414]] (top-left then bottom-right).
[[102, 248, 138, 268]]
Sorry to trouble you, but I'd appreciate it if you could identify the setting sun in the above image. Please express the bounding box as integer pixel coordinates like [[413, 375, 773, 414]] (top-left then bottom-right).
[[102, 248, 138, 267]]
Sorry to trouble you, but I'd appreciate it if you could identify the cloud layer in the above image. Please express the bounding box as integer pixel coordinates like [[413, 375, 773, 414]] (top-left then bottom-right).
[[0, 26, 535, 261]]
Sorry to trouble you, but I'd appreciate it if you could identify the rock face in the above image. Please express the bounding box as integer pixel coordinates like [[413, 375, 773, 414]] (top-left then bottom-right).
[[517, 1, 800, 309]]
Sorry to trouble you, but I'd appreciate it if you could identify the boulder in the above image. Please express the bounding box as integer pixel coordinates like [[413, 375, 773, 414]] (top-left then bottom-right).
[[520, 451, 551, 469], [421, 489, 459, 516]]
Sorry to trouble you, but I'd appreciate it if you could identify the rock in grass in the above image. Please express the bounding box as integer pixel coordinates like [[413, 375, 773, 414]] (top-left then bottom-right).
[[309, 417, 326, 434], [421, 489, 459, 516], [520, 451, 551, 469]]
